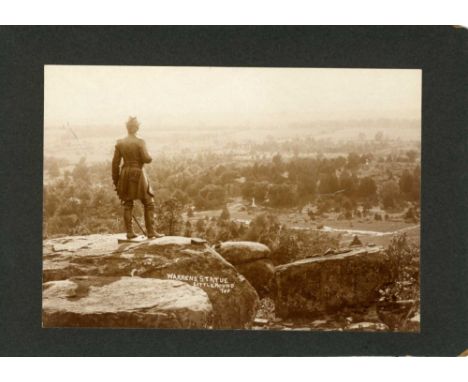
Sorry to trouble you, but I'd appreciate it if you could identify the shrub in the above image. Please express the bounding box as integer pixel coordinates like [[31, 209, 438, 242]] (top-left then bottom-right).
[[381, 233, 420, 301], [155, 198, 183, 236]]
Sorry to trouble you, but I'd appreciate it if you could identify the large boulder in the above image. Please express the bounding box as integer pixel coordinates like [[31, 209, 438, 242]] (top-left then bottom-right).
[[43, 276, 213, 328], [215, 241, 271, 264], [274, 246, 392, 318], [235, 259, 275, 297], [215, 241, 274, 297], [43, 234, 259, 329]]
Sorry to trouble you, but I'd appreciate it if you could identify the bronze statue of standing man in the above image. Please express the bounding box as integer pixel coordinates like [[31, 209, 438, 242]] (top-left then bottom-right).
[[112, 117, 163, 239]]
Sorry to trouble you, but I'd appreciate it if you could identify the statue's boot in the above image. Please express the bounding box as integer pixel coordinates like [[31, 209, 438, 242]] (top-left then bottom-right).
[[144, 205, 164, 239], [124, 205, 138, 239]]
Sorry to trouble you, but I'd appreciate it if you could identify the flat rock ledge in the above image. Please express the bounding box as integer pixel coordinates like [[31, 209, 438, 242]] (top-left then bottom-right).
[[43, 234, 259, 329], [43, 276, 213, 329]]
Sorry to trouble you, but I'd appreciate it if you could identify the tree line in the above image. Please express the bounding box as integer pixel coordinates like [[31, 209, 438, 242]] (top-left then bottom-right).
[[44, 148, 420, 239]]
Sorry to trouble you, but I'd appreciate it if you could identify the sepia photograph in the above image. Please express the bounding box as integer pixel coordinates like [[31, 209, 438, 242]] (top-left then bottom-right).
[[42, 65, 421, 331]]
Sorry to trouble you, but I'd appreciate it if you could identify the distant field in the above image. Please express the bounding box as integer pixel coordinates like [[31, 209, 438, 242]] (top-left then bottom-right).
[[188, 198, 420, 249], [44, 122, 420, 165]]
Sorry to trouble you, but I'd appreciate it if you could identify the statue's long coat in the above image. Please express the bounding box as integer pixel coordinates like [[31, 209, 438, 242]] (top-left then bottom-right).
[[112, 135, 154, 201]]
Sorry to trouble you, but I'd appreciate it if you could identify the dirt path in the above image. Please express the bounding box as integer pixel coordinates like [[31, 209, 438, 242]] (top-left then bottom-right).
[[318, 224, 420, 237]]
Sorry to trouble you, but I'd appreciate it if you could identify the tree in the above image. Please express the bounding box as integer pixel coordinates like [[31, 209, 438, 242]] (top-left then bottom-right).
[[172, 189, 189, 205], [48, 161, 60, 178], [193, 195, 207, 210], [198, 184, 226, 209], [399, 170, 414, 197], [219, 170, 239, 184], [385, 233, 419, 282], [375, 131, 384, 141], [238, 223, 247, 237], [297, 175, 316, 200], [241, 181, 255, 200], [272, 153, 283, 168], [155, 198, 183, 235], [347, 152, 361, 170], [184, 221, 192, 237], [244, 213, 281, 249], [229, 221, 240, 238], [195, 218, 206, 233], [58, 197, 82, 216], [153, 187, 172, 204], [317, 198, 332, 215], [362, 200, 372, 216], [219, 204, 230, 221], [339, 170, 356, 197], [341, 197, 354, 213], [271, 232, 299, 265], [404, 207, 418, 223], [318, 173, 339, 195], [72, 157, 89, 182], [411, 172, 420, 202], [380, 180, 400, 209], [269, 184, 297, 207], [253, 182, 269, 203], [186, 180, 205, 198], [406, 150, 418, 163], [357, 177, 377, 198], [204, 225, 216, 242]]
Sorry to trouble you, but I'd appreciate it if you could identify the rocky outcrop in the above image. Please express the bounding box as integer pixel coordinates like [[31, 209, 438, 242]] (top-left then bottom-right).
[[43, 234, 259, 329], [216, 241, 271, 264], [43, 276, 213, 328], [235, 260, 275, 297], [216, 241, 275, 297], [274, 246, 392, 318]]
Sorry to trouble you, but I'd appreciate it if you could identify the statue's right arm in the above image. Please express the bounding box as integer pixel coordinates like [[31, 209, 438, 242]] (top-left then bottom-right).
[[112, 143, 122, 187]]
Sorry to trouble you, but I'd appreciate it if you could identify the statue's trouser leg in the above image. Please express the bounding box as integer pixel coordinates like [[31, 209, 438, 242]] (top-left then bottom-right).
[[142, 197, 156, 237], [123, 200, 137, 239]]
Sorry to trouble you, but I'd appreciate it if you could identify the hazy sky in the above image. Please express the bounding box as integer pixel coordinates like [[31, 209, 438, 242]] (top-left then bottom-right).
[[44, 66, 421, 129]]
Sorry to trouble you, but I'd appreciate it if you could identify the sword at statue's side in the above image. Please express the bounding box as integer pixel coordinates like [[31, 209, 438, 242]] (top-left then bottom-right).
[[132, 214, 147, 237]]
